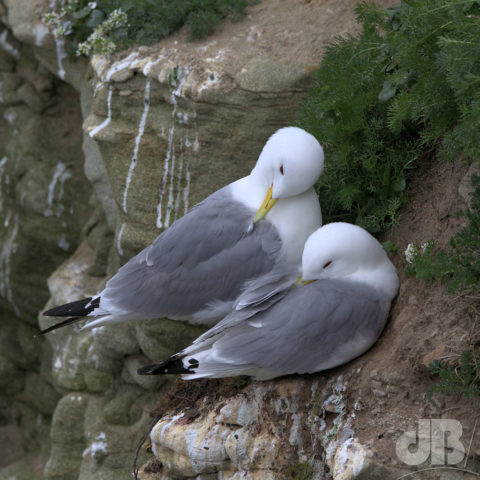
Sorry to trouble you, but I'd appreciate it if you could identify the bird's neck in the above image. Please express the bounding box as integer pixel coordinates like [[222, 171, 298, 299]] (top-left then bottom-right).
[[344, 264, 399, 301], [230, 177, 322, 266], [229, 174, 270, 211]]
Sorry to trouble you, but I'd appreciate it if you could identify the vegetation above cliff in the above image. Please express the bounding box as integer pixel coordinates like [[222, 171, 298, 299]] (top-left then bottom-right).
[[298, 0, 480, 236], [44, 0, 257, 55]]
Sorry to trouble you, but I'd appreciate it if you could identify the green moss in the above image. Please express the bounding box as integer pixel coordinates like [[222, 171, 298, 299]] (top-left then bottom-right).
[[287, 461, 314, 480]]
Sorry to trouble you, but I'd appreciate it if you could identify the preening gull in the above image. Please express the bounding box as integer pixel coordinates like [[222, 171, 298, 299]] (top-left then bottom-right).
[[39, 127, 324, 334], [137, 223, 399, 380]]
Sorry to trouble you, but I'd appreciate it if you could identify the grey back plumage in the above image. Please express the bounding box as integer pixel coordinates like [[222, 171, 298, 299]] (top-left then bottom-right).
[[100, 187, 282, 320], [183, 278, 391, 379], [189, 266, 301, 345]]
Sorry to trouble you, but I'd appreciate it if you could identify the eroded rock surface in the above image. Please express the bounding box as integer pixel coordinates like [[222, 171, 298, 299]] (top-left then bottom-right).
[[0, 16, 92, 480], [7, 1, 466, 480], [139, 375, 401, 480]]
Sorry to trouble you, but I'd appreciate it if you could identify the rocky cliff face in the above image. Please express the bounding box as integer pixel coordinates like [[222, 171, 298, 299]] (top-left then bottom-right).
[[4, 1, 478, 480]]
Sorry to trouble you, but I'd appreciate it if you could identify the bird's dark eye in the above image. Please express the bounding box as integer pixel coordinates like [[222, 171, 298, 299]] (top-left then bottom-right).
[[279, 165, 284, 175], [323, 261, 332, 269]]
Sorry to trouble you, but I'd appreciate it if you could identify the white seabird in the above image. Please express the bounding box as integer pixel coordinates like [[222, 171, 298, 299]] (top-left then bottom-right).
[[137, 223, 399, 380], [40, 127, 324, 334]]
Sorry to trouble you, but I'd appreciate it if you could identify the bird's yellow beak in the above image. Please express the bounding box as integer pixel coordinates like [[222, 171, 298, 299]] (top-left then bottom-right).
[[253, 185, 278, 223], [297, 276, 316, 285]]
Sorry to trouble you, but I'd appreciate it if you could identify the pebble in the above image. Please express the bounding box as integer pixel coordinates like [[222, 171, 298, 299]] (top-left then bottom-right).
[[386, 385, 400, 394], [372, 389, 387, 398], [370, 380, 383, 389], [381, 373, 405, 385]]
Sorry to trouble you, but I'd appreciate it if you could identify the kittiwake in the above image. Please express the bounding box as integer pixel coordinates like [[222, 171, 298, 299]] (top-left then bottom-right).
[[39, 127, 324, 334], [137, 223, 399, 380]]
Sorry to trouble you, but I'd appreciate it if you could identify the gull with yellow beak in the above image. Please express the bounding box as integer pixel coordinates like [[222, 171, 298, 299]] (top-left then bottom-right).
[[39, 127, 324, 334], [137, 223, 399, 380]]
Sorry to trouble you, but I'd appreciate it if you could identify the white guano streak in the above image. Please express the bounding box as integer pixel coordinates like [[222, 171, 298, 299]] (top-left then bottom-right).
[[54, 36, 67, 80], [0, 212, 19, 315], [173, 139, 184, 223], [49, 0, 66, 79], [183, 158, 191, 216], [0, 30, 20, 59], [0, 156, 7, 211], [105, 52, 139, 81], [156, 413, 185, 454], [156, 125, 175, 228], [156, 68, 191, 229], [116, 223, 125, 256], [33, 23, 49, 47], [44, 162, 72, 217], [122, 78, 151, 213], [89, 86, 113, 138]]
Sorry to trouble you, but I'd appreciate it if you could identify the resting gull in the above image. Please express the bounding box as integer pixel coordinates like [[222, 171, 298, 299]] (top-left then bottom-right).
[[137, 223, 399, 380], [39, 127, 324, 334]]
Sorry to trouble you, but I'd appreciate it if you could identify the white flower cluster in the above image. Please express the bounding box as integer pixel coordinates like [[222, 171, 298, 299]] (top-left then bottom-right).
[[43, 2, 128, 56], [42, 12, 64, 38], [404, 241, 433, 264], [76, 8, 128, 56], [404, 243, 418, 264]]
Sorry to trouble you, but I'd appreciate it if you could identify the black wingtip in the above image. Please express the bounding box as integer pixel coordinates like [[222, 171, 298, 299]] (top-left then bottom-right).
[[137, 356, 195, 375], [43, 297, 100, 317], [35, 316, 84, 336]]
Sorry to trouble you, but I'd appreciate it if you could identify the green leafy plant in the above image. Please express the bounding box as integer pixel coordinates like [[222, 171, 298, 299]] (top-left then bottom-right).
[[298, 0, 480, 232], [287, 461, 314, 480], [405, 175, 480, 293], [427, 350, 480, 400], [44, 0, 258, 56]]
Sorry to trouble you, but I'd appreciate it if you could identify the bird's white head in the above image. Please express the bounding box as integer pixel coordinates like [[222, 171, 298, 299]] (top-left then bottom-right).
[[301, 223, 399, 299], [251, 127, 324, 198]]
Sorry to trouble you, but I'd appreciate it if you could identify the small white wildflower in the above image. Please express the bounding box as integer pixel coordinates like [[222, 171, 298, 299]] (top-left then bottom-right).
[[76, 8, 127, 56], [106, 9, 128, 29], [42, 12, 59, 28], [76, 40, 92, 56], [54, 26, 66, 37], [421, 241, 433, 253], [88, 2, 97, 8], [405, 243, 418, 264]]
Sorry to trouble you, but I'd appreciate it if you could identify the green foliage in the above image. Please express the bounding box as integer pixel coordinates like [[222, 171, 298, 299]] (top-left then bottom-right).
[[287, 461, 314, 480], [406, 175, 480, 293], [427, 350, 480, 400], [44, 0, 257, 56], [382, 240, 398, 254], [298, 0, 480, 232]]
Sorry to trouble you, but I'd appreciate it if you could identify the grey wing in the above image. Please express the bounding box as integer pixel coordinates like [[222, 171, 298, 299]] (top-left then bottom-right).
[[188, 266, 301, 348], [99, 187, 282, 321], [210, 279, 391, 376], [233, 266, 302, 311]]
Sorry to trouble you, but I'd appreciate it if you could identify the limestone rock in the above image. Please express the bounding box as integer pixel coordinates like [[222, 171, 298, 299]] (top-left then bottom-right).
[[0, 19, 93, 479], [142, 375, 407, 480], [4, 0, 50, 46], [331, 438, 398, 480], [144, 379, 329, 478], [1, 1, 407, 480]]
